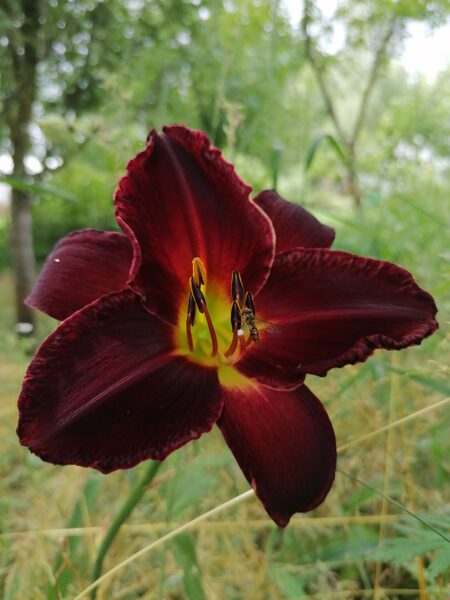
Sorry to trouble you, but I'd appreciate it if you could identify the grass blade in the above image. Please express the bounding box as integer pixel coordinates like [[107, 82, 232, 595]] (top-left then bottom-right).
[[0, 176, 78, 201], [90, 460, 161, 599], [337, 469, 450, 544], [47, 474, 101, 600]]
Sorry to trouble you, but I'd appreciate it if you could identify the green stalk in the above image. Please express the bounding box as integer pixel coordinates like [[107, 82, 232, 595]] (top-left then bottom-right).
[[270, 144, 283, 191], [90, 460, 162, 599]]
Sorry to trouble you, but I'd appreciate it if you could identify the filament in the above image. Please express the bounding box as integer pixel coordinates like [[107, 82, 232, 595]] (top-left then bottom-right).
[[186, 316, 194, 353], [238, 329, 246, 354], [224, 327, 239, 357], [202, 301, 218, 357]]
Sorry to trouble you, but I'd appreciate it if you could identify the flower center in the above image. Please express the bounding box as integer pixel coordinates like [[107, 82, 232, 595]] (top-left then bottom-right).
[[176, 257, 261, 367]]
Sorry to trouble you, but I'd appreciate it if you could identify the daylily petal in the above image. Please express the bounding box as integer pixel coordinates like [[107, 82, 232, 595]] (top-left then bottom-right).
[[237, 248, 438, 384], [218, 382, 336, 527], [26, 229, 133, 320], [115, 125, 275, 325], [18, 289, 222, 473], [254, 190, 335, 253]]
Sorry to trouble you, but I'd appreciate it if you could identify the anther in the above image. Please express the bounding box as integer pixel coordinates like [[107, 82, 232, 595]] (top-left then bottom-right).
[[187, 293, 196, 325], [231, 270, 245, 306], [192, 257, 206, 287], [230, 300, 242, 331], [185, 293, 196, 352], [244, 291, 255, 314], [189, 277, 218, 357], [225, 301, 242, 357], [190, 278, 206, 313]]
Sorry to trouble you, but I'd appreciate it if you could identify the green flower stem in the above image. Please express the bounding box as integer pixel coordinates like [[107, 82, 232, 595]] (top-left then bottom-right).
[[90, 460, 162, 599]]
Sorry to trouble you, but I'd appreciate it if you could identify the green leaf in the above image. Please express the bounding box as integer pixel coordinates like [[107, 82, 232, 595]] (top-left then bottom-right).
[[90, 461, 161, 599], [0, 176, 78, 202], [269, 564, 308, 597], [428, 546, 450, 579], [47, 474, 101, 600], [167, 451, 229, 519], [370, 538, 446, 564], [171, 533, 206, 600], [341, 484, 376, 512], [3, 568, 21, 600], [387, 366, 450, 396], [338, 470, 450, 544], [305, 133, 347, 171]]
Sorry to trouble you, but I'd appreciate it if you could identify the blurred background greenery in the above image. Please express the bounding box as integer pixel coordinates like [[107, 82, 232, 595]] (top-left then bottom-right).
[[0, 0, 449, 598]]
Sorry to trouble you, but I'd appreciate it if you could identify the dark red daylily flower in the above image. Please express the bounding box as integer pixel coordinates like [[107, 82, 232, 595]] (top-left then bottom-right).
[[19, 125, 438, 527]]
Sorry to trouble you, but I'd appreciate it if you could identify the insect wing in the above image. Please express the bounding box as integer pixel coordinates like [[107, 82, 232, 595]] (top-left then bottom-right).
[[242, 316, 280, 336], [258, 320, 281, 335]]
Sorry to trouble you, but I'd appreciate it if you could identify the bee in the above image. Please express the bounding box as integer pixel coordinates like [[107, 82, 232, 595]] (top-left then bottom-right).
[[239, 307, 279, 343], [232, 290, 279, 345], [241, 307, 260, 342]]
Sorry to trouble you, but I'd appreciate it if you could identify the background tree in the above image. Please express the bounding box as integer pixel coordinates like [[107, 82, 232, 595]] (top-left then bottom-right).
[[301, 0, 449, 209], [0, 0, 133, 332]]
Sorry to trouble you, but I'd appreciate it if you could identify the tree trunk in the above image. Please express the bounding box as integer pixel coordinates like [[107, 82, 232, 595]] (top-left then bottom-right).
[[6, 0, 41, 334], [10, 188, 36, 328]]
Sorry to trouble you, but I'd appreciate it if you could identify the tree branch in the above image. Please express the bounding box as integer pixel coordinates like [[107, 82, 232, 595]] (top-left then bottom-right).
[[350, 19, 397, 145], [302, 0, 347, 143]]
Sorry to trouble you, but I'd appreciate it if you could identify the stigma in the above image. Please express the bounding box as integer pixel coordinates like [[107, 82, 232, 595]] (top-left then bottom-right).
[[184, 257, 261, 361]]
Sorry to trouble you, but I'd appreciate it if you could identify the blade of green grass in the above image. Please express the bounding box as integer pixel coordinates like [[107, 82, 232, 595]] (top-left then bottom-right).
[[47, 473, 101, 600], [90, 460, 161, 600], [387, 366, 450, 396], [337, 469, 450, 544], [0, 176, 78, 201], [305, 133, 347, 171]]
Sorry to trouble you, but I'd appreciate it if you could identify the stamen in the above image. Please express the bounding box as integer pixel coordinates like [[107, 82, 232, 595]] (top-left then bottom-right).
[[190, 278, 206, 313], [244, 291, 255, 314], [184, 267, 256, 360], [192, 257, 206, 287], [186, 315, 194, 352], [189, 277, 218, 357], [224, 300, 243, 358], [185, 293, 196, 352], [237, 328, 246, 353], [231, 270, 245, 306], [224, 326, 239, 357], [187, 292, 196, 325], [230, 300, 242, 331], [202, 302, 218, 357]]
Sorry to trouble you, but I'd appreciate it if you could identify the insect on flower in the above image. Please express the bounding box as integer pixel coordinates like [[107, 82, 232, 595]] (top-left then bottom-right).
[[241, 307, 260, 343], [18, 125, 438, 526], [236, 293, 278, 345]]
